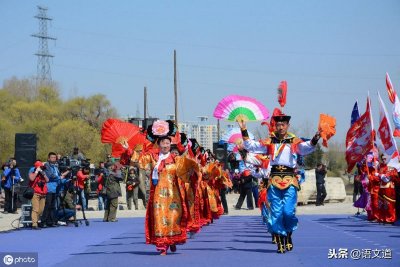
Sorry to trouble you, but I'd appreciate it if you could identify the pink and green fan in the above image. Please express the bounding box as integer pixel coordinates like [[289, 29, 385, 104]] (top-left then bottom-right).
[[213, 95, 270, 122], [222, 127, 255, 144], [222, 127, 255, 152]]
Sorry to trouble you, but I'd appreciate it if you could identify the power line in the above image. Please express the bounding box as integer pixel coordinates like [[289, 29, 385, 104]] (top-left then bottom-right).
[[53, 26, 400, 57], [53, 63, 365, 96], [53, 46, 391, 81]]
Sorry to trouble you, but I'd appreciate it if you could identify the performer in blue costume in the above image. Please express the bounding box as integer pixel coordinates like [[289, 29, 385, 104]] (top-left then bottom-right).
[[238, 114, 321, 254]]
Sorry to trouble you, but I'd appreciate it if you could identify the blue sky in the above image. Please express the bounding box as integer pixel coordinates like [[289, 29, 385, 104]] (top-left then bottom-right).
[[1, 0, 400, 143]]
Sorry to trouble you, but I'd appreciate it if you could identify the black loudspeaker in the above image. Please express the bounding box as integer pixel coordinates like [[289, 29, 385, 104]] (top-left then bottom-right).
[[14, 134, 37, 205], [15, 133, 37, 149], [213, 142, 228, 167], [15, 134, 37, 167], [14, 149, 36, 168]]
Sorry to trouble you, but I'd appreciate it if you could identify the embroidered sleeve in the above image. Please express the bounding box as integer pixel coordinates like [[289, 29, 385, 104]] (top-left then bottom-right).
[[243, 139, 268, 154], [175, 156, 200, 181], [296, 140, 316, 156]]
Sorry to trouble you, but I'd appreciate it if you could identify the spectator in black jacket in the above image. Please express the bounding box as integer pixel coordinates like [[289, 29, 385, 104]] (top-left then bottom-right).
[[234, 169, 254, 210], [315, 163, 327, 206]]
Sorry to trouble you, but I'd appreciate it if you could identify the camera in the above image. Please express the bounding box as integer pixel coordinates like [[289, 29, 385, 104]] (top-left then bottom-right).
[[37, 181, 45, 188], [58, 156, 91, 175]]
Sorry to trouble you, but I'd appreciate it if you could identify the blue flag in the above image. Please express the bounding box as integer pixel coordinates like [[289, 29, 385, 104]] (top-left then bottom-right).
[[351, 101, 360, 126]]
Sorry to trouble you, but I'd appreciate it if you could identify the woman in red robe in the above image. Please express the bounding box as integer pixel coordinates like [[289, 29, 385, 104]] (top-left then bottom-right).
[[144, 120, 197, 256], [377, 156, 400, 223]]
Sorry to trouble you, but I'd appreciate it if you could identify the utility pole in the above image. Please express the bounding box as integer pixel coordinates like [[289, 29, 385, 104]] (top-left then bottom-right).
[[174, 50, 178, 125], [32, 6, 56, 87], [217, 119, 221, 141], [143, 86, 147, 129]]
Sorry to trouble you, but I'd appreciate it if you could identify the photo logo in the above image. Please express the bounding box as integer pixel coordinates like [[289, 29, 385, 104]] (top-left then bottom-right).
[[0, 253, 38, 266], [3, 255, 13, 265]]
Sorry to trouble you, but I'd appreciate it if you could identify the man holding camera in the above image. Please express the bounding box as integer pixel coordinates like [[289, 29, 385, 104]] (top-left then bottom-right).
[[42, 152, 69, 227], [126, 166, 140, 210], [103, 162, 122, 222], [315, 163, 327, 206], [2, 158, 21, 214], [29, 161, 49, 229], [77, 167, 90, 210]]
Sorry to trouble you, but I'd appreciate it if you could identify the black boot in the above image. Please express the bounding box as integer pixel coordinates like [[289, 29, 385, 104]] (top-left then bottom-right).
[[276, 235, 285, 254], [285, 232, 293, 251], [272, 233, 277, 244]]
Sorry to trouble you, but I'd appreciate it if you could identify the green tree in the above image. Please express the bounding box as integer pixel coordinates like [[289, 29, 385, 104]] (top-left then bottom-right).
[[2, 76, 37, 102], [304, 143, 324, 169], [0, 118, 16, 162], [0, 77, 117, 164], [46, 120, 109, 163], [324, 141, 346, 176], [36, 86, 61, 104], [63, 94, 117, 130]]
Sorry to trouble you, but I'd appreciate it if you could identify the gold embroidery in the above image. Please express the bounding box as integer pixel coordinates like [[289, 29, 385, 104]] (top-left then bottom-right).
[[268, 175, 299, 190]]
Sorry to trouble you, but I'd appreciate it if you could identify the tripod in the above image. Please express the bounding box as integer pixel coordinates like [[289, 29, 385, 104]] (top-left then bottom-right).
[[61, 176, 89, 227], [11, 176, 16, 213]]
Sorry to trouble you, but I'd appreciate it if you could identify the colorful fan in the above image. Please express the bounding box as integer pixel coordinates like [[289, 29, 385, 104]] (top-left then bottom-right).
[[222, 127, 255, 152], [101, 118, 149, 157], [101, 118, 140, 144], [213, 95, 269, 122], [110, 132, 149, 158], [222, 127, 254, 144]]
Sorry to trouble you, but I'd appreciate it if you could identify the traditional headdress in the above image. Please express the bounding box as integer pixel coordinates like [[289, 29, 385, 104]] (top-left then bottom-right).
[[272, 114, 291, 123], [189, 138, 200, 155], [146, 120, 178, 143]]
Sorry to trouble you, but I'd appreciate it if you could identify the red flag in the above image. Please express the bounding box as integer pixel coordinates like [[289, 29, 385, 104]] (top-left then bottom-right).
[[386, 72, 396, 104], [377, 92, 398, 157], [277, 81, 287, 108], [345, 97, 374, 172]]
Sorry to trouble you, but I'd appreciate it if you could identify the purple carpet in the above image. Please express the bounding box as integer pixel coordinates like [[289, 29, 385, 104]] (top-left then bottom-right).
[[0, 215, 399, 267]]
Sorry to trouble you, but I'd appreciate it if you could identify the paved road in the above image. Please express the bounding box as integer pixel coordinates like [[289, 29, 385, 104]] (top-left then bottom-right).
[[0, 193, 356, 232], [0, 214, 399, 267]]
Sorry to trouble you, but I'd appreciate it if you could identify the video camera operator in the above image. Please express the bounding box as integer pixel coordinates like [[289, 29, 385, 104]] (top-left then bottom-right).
[[1, 158, 21, 214], [42, 152, 70, 227], [71, 147, 86, 161], [54, 166, 77, 226], [28, 161, 49, 230], [77, 167, 90, 210], [126, 166, 140, 210], [103, 162, 122, 222], [96, 162, 108, 210]]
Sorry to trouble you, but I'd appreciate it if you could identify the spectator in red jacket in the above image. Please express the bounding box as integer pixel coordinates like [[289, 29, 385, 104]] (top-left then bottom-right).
[[29, 161, 49, 229], [96, 162, 107, 210], [77, 167, 89, 210]]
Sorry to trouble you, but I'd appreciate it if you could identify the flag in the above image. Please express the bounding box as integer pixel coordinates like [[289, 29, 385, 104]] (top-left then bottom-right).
[[392, 95, 400, 137], [386, 72, 396, 104], [318, 114, 336, 148], [345, 97, 374, 172], [351, 101, 360, 126], [377, 92, 398, 157], [385, 72, 400, 136]]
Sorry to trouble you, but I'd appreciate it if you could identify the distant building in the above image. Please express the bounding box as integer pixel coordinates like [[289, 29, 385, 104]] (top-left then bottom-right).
[[177, 116, 222, 150], [127, 117, 158, 129]]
